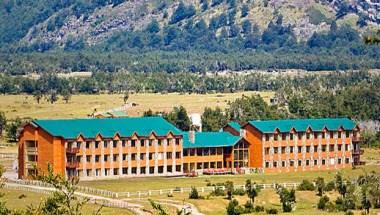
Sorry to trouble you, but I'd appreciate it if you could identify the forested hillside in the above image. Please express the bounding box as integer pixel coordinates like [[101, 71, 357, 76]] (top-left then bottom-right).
[[0, 0, 379, 73]]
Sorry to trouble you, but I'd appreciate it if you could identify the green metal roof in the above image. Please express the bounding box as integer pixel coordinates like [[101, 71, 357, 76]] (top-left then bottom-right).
[[226, 121, 241, 132], [247, 118, 357, 133], [183, 132, 241, 148], [109, 110, 128, 118], [33, 117, 182, 139]]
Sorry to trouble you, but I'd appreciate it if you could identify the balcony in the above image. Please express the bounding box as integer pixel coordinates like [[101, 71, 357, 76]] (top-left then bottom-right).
[[66, 147, 79, 154], [352, 149, 364, 155], [66, 161, 79, 169]]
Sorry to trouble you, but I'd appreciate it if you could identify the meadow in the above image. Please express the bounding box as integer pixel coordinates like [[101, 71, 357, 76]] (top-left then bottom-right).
[[0, 91, 274, 120]]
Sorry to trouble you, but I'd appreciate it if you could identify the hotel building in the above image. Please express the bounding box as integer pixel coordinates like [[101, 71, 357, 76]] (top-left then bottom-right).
[[18, 117, 363, 179]]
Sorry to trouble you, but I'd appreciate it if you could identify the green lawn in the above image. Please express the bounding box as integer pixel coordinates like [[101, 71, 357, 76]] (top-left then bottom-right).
[[79, 165, 380, 193], [0, 189, 133, 215]]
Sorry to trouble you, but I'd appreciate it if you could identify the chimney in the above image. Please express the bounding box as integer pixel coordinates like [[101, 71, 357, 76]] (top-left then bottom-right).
[[189, 130, 195, 143]]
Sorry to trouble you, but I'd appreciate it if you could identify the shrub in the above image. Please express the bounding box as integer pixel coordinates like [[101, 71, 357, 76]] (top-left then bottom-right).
[[167, 193, 173, 197], [317, 195, 330, 210], [233, 188, 246, 196], [210, 187, 225, 196], [266, 208, 278, 214], [189, 187, 199, 199], [325, 181, 335, 191], [345, 210, 354, 215], [226, 199, 240, 215], [255, 205, 265, 212], [326, 202, 336, 212], [244, 200, 254, 212], [297, 179, 315, 191]]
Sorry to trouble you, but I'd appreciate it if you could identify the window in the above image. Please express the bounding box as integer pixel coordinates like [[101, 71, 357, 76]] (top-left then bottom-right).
[[86, 169, 91, 176], [77, 142, 82, 149], [314, 132, 318, 139], [122, 168, 128, 175], [183, 149, 189, 156], [282, 133, 286, 140], [265, 147, 270, 155], [338, 132, 342, 138], [273, 161, 277, 167], [86, 141, 90, 149], [149, 153, 154, 160], [306, 160, 310, 166], [95, 155, 100, 162], [282, 161, 286, 167], [322, 159, 326, 165], [274, 134, 279, 141], [290, 146, 294, 153], [175, 139, 180, 145], [330, 131, 334, 139], [132, 167, 137, 174], [131, 153, 136, 160], [131, 140, 136, 147], [167, 139, 171, 146], [298, 133, 303, 140], [196, 148, 202, 156], [113, 155, 118, 161], [314, 145, 318, 152], [140, 153, 145, 160], [306, 133, 311, 139], [86, 155, 91, 162], [123, 154, 127, 161], [158, 139, 162, 146], [95, 141, 99, 149], [345, 158, 350, 164], [265, 162, 270, 168], [290, 133, 294, 140], [210, 148, 216, 155], [113, 141, 118, 148], [345, 144, 349, 151], [140, 140, 145, 147], [345, 131, 350, 138], [281, 147, 286, 154], [298, 160, 302, 166], [338, 158, 342, 164], [166, 152, 172, 159], [306, 146, 310, 153], [322, 145, 327, 152], [329, 144, 334, 151], [265, 134, 270, 141], [122, 140, 126, 147], [203, 148, 209, 156], [104, 155, 108, 162], [290, 160, 294, 167], [148, 140, 153, 147], [273, 147, 278, 154], [113, 168, 118, 175], [338, 145, 342, 151], [322, 132, 326, 139], [104, 141, 108, 148], [298, 146, 302, 153], [314, 159, 318, 165], [175, 152, 181, 159]]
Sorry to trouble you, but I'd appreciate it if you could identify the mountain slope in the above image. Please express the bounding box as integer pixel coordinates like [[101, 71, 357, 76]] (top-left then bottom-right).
[[0, 0, 378, 48]]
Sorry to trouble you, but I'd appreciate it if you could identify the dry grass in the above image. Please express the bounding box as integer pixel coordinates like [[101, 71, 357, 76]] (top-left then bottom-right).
[[0, 91, 274, 120], [0, 188, 133, 215], [79, 165, 380, 193]]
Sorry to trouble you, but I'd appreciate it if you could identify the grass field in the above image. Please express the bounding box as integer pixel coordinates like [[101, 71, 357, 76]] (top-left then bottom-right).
[[1, 189, 133, 215], [0, 91, 274, 120], [79, 165, 380, 193]]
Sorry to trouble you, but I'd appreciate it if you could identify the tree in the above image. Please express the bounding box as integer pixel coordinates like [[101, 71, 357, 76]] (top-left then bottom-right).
[[46, 90, 59, 104], [242, 20, 252, 34], [335, 172, 347, 198], [226, 199, 240, 215], [276, 185, 296, 212], [166, 106, 191, 131], [315, 177, 325, 196], [33, 90, 43, 104], [6, 117, 22, 142], [201, 107, 227, 131], [241, 4, 249, 17], [61, 89, 71, 104], [146, 19, 160, 33], [189, 187, 199, 199], [169, 2, 196, 24], [226, 181, 234, 200], [149, 199, 169, 215], [364, 30, 380, 44], [0, 112, 6, 137], [245, 179, 260, 205], [123, 92, 129, 104]]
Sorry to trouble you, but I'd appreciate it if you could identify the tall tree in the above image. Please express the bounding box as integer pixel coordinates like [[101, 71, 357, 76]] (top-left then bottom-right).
[[0, 112, 6, 137], [166, 106, 191, 131], [201, 107, 227, 131]]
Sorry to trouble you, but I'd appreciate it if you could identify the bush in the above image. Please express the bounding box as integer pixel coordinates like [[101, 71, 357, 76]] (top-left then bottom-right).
[[226, 199, 240, 215], [210, 187, 226, 196], [266, 208, 278, 214], [244, 200, 254, 212], [255, 205, 265, 212], [317, 195, 330, 210], [297, 179, 315, 191], [326, 202, 336, 212], [233, 188, 246, 196], [189, 187, 199, 199], [325, 181, 335, 191], [345, 210, 354, 215]]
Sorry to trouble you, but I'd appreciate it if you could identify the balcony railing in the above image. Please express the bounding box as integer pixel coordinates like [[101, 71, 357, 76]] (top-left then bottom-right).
[[352, 136, 363, 142], [66, 147, 80, 154], [352, 149, 364, 155], [66, 161, 79, 169]]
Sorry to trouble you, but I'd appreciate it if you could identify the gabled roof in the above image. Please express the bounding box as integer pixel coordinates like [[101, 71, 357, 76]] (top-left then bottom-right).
[[246, 118, 357, 134], [226, 121, 241, 132], [183, 132, 241, 149], [33, 117, 182, 139]]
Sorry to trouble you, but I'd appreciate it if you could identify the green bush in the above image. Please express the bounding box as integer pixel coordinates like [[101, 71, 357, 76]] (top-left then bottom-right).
[[317, 195, 330, 210], [266, 208, 278, 214], [233, 188, 246, 196], [254, 205, 265, 212], [210, 187, 226, 196], [345, 210, 354, 215], [189, 187, 199, 199], [325, 181, 335, 191], [326, 202, 336, 212], [297, 179, 315, 191], [244, 200, 254, 212]]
